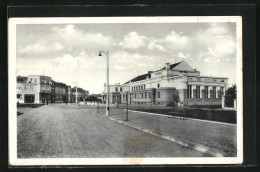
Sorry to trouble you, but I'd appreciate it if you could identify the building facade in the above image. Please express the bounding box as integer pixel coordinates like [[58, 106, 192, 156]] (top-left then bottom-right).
[[71, 87, 89, 103], [101, 84, 129, 104], [102, 60, 228, 107], [17, 75, 88, 104]]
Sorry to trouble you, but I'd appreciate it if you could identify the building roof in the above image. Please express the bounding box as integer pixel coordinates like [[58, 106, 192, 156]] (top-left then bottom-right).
[[71, 87, 87, 92], [124, 61, 191, 84], [55, 82, 68, 88], [17, 76, 28, 83], [124, 73, 151, 84]]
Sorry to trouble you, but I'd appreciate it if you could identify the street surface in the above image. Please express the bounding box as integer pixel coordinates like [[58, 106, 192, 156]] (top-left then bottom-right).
[[17, 104, 209, 158], [91, 105, 237, 157]]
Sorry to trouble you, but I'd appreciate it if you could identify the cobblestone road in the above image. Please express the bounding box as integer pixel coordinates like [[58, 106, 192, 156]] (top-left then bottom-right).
[[17, 104, 209, 158]]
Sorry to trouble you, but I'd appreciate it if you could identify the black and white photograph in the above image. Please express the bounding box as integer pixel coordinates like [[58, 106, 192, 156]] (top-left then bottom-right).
[[8, 16, 243, 165]]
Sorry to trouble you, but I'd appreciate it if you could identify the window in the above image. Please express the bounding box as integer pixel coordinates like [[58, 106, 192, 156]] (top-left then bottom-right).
[[213, 86, 216, 99], [120, 87, 122, 92], [17, 86, 22, 90], [139, 86, 141, 90], [187, 85, 192, 98], [196, 86, 200, 98], [145, 92, 147, 98], [17, 94, 22, 98], [144, 85, 146, 89], [205, 86, 209, 98], [141, 93, 143, 98], [157, 92, 160, 98], [115, 87, 118, 92], [134, 93, 136, 99], [149, 92, 151, 98]]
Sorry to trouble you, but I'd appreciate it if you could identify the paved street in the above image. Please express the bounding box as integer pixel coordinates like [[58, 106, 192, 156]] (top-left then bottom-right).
[[90, 105, 237, 157], [17, 104, 209, 158]]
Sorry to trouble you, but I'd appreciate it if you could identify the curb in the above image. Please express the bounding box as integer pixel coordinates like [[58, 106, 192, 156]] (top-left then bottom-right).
[[94, 113, 226, 157]]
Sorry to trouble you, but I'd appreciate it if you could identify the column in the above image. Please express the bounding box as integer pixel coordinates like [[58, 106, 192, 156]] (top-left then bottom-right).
[[200, 86, 204, 98], [208, 86, 212, 98], [191, 85, 196, 98]]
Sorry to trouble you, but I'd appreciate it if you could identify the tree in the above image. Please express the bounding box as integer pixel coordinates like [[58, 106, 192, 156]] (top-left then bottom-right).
[[172, 89, 180, 106], [226, 84, 237, 99], [86, 95, 98, 102]]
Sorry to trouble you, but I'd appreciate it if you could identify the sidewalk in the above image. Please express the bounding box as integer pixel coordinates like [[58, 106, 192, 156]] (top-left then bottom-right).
[[97, 109, 237, 157]]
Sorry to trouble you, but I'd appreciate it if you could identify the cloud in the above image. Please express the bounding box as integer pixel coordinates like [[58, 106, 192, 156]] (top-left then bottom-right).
[[114, 64, 133, 70], [119, 32, 148, 49], [164, 31, 188, 47], [148, 41, 166, 52], [18, 42, 64, 55], [194, 24, 236, 63], [176, 52, 190, 59]]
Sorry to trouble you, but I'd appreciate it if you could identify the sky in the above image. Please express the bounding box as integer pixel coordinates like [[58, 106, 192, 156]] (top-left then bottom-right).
[[16, 22, 237, 94]]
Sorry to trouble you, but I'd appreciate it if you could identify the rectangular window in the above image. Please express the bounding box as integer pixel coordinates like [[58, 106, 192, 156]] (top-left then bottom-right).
[[144, 85, 146, 89], [120, 87, 122, 92], [196, 86, 200, 98], [187, 85, 192, 98], [205, 86, 209, 98], [115, 87, 118, 92], [17, 94, 22, 98], [141, 93, 143, 98], [145, 92, 147, 98], [157, 92, 160, 98], [134, 93, 136, 99], [149, 92, 151, 98], [213, 86, 216, 99]]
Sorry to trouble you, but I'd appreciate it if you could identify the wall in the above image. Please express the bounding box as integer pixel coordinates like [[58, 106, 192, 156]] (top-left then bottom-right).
[[187, 98, 222, 106]]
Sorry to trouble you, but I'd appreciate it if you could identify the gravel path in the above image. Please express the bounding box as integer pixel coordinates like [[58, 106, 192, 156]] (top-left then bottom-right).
[[17, 104, 209, 158]]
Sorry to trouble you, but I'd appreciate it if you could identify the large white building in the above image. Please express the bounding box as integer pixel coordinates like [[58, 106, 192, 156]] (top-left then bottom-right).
[[102, 60, 228, 107]]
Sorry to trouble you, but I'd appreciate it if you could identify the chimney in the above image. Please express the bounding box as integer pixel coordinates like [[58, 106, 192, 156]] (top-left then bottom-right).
[[165, 63, 170, 70]]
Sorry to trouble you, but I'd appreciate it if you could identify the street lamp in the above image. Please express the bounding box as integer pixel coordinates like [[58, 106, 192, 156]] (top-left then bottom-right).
[[99, 50, 109, 116]]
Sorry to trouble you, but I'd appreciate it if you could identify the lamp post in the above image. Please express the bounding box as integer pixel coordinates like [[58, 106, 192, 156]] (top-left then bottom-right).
[[99, 50, 109, 116]]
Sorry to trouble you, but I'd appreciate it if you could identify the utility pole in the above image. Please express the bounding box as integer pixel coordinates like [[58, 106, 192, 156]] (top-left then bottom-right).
[[126, 92, 128, 121]]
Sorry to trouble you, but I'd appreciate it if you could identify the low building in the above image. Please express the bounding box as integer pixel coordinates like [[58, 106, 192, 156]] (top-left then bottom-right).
[[103, 60, 228, 107], [16, 75, 52, 103], [16, 75, 83, 104], [71, 87, 88, 103], [101, 84, 129, 104], [54, 82, 69, 103]]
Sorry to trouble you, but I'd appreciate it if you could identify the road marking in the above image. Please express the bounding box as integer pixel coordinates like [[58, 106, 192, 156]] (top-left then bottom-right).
[[127, 109, 236, 126], [93, 112, 226, 157]]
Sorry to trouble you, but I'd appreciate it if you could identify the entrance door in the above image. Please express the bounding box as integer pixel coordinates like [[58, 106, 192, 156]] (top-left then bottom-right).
[[24, 94, 35, 103]]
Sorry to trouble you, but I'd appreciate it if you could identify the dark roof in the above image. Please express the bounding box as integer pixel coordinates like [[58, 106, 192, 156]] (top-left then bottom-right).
[[155, 62, 182, 72], [17, 76, 28, 83], [125, 73, 151, 84], [71, 87, 86, 92], [55, 82, 68, 88]]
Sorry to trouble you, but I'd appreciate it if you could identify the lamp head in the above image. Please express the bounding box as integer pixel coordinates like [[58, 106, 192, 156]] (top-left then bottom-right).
[[98, 52, 102, 56]]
